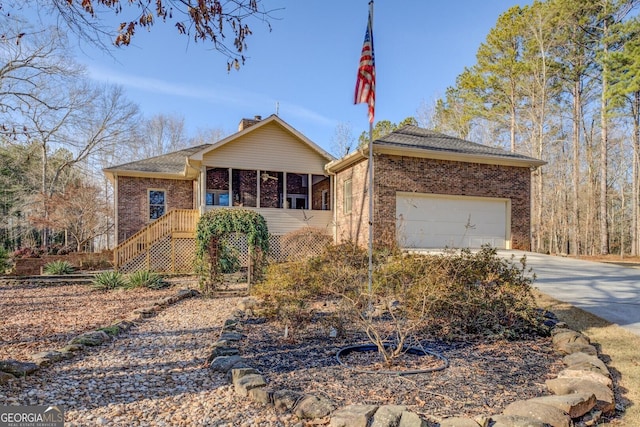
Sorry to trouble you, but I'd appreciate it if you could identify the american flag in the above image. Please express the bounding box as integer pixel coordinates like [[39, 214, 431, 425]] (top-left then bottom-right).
[[354, 2, 375, 124]]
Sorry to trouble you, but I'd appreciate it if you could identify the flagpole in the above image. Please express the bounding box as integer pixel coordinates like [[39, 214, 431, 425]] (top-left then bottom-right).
[[368, 119, 374, 298], [367, 0, 374, 298]]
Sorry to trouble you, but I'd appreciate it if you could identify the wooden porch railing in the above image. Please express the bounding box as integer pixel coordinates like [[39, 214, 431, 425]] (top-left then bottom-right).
[[114, 209, 199, 270]]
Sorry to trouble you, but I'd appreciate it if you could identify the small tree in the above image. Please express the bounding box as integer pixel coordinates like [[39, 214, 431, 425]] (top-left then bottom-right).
[[30, 182, 111, 252], [195, 209, 269, 294]]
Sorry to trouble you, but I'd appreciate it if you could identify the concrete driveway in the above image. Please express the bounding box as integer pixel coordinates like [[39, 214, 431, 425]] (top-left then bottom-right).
[[499, 250, 640, 337]]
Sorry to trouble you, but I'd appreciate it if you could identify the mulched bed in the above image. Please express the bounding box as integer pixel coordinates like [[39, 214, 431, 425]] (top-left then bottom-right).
[[238, 315, 565, 424], [0, 280, 181, 361]]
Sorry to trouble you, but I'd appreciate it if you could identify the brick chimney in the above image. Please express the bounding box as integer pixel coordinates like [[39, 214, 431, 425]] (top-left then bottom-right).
[[238, 115, 262, 131]]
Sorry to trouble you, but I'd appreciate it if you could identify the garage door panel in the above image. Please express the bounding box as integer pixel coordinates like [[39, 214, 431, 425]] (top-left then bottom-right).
[[396, 194, 508, 249]]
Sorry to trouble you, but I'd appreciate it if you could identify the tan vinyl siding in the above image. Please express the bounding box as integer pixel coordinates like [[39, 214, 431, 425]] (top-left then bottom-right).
[[204, 207, 333, 235], [201, 122, 327, 174]]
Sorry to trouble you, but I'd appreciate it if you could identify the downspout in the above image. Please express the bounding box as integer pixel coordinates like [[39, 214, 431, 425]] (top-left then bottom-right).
[[325, 165, 337, 244]]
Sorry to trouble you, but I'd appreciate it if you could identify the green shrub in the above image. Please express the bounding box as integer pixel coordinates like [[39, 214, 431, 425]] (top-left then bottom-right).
[[92, 271, 127, 291], [126, 270, 168, 290], [43, 260, 75, 275]]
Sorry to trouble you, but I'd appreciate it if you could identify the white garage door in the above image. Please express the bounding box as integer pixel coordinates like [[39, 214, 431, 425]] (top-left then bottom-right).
[[396, 193, 509, 249]]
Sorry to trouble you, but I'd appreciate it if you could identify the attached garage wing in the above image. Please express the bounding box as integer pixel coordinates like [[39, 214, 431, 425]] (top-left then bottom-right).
[[396, 193, 510, 249]]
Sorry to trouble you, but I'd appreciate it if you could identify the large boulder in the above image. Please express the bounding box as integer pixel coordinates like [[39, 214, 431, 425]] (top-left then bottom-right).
[[0, 359, 39, 376], [503, 400, 571, 427], [294, 394, 336, 420], [545, 377, 615, 414]]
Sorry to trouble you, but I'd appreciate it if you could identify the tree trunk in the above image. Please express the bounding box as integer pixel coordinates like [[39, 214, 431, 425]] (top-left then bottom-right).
[[599, 20, 609, 256]]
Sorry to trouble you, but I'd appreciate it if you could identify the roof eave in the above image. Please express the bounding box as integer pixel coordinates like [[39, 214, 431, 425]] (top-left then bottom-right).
[[375, 145, 547, 168], [101, 169, 191, 180], [325, 149, 367, 173]]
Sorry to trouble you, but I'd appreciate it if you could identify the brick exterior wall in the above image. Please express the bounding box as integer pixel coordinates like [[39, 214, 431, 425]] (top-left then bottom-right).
[[335, 154, 532, 250], [335, 159, 370, 244], [117, 177, 195, 244]]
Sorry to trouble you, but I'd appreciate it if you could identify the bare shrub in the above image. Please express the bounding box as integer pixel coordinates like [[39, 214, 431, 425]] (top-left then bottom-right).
[[252, 244, 545, 366], [280, 227, 333, 261]]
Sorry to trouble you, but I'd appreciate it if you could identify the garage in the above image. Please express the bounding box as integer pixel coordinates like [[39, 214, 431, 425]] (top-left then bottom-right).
[[396, 193, 510, 249]]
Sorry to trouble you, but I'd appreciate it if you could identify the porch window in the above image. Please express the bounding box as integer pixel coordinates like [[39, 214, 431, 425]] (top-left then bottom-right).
[[343, 179, 352, 214], [149, 189, 166, 220], [312, 175, 331, 210], [286, 173, 308, 209], [260, 171, 283, 208], [206, 167, 229, 206], [232, 169, 257, 207]]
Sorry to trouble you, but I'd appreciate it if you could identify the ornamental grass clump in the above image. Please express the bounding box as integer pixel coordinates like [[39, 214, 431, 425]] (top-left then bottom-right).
[[43, 260, 75, 275], [126, 270, 168, 290], [91, 271, 127, 291]]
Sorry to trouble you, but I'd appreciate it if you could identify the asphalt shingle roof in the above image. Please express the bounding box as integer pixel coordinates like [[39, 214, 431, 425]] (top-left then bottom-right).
[[104, 144, 211, 175], [375, 125, 538, 162]]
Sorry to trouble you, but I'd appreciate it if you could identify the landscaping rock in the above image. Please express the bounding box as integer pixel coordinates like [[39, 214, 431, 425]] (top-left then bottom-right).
[[438, 416, 482, 426], [132, 307, 156, 318], [229, 367, 259, 384], [59, 344, 84, 354], [30, 350, 71, 366], [329, 404, 378, 427], [545, 378, 615, 414], [526, 393, 596, 418], [294, 394, 336, 419], [219, 331, 244, 341], [0, 359, 39, 376], [234, 373, 267, 397], [273, 389, 303, 412], [398, 410, 428, 427], [209, 355, 243, 373], [249, 387, 273, 405], [554, 342, 597, 356], [489, 414, 549, 427], [208, 345, 240, 358], [0, 371, 15, 384], [556, 369, 612, 389], [370, 405, 407, 427], [552, 330, 590, 346], [503, 400, 571, 427], [69, 330, 110, 346], [562, 353, 610, 377]]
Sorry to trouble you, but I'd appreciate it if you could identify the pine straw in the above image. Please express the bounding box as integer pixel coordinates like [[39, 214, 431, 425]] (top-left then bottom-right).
[[238, 312, 564, 424], [0, 281, 179, 361]]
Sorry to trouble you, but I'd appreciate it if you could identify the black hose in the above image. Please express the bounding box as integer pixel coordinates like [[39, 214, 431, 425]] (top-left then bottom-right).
[[335, 343, 449, 376]]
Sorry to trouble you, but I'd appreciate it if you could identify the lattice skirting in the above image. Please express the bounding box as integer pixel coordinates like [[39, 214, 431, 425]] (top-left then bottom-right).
[[119, 233, 326, 274], [119, 236, 196, 274]]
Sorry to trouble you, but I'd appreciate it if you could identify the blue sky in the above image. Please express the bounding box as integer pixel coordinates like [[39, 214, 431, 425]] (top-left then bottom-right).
[[72, 1, 527, 155]]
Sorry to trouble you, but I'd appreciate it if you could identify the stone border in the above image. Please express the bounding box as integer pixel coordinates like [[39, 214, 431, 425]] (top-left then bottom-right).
[[0, 288, 200, 383], [207, 297, 617, 427]]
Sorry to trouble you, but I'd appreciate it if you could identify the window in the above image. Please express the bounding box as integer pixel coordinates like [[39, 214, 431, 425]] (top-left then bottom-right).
[[343, 179, 352, 214], [206, 167, 230, 206], [312, 175, 331, 210], [149, 190, 166, 220], [206, 190, 229, 206], [286, 173, 308, 209]]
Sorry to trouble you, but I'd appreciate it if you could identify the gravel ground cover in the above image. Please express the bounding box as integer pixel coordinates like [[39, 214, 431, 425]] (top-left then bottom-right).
[[0, 281, 179, 361], [1, 280, 566, 426], [238, 316, 565, 424], [1, 297, 293, 426]]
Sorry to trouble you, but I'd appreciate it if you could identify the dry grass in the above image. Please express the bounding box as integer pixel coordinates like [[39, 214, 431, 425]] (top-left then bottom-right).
[[535, 291, 640, 426]]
